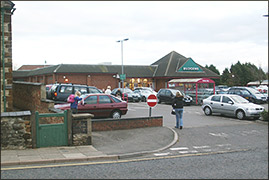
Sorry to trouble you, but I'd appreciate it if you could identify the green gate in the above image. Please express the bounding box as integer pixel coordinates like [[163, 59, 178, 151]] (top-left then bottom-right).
[[36, 110, 68, 148]]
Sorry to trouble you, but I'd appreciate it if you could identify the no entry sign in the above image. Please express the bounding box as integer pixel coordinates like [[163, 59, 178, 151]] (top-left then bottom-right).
[[147, 94, 158, 108]]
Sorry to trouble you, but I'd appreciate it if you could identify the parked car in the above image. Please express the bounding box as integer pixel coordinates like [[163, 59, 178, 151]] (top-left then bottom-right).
[[215, 85, 229, 94], [202, 94, 264, 120], [47, 83, 102, 102], [134, 87, 158, 96], [54, 94, 128, 118], [111, 88, 141, 102], [157, 88, 193, 105], [133, 89, 154, 102], [227, 86, 267, 104], [45, 84, 53, 98], [255, 85, 268, 94]]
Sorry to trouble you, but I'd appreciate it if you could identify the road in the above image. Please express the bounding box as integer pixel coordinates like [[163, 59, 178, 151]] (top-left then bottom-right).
[[1, 102, 268, 179]]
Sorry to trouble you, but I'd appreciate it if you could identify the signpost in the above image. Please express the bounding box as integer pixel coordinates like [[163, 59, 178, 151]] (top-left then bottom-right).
[[147, 94, 158, 117]]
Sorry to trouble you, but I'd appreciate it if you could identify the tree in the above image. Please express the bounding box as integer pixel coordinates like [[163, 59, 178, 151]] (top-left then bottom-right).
[[220, 61, 267, 86], [205, 64, 220, 85]]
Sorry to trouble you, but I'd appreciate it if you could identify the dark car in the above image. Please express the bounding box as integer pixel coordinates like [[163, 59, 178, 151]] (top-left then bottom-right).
[[157, 88, 193, 105], [47, 83, 102, 102], [45, 84, 53, 98], [227, 86, 267, 104], [54, 94, 128, 118], [111, 88, 141, 102]]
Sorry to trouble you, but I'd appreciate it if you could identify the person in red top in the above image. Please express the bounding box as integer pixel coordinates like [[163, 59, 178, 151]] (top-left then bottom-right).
[[172, 91, 184, 129], [70, 91, 82, 114]]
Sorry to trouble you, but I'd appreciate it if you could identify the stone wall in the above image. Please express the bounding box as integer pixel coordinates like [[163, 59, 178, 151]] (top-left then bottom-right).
[[13, 81, 54, 113], [1, 1, 15, 112], [92, 116, 163, 131], [72, 113, 93, 146], [1, 111, 32, 150]]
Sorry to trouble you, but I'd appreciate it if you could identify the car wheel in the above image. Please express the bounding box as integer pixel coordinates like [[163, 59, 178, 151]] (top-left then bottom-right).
[[158, 98, 161, 104], [236, 110, 245, 120], [111, 110, 121, 119], [204, 107, 212, 116]]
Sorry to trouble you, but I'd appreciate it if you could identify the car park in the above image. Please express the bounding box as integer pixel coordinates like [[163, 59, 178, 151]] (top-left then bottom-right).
[[202, 94, 264, 120], [111, 88, 141, 102], [47, 83, 102, 102], [227, 86, 267, 104], [157, 88, 193, 105], [54, 94, 128, 118]]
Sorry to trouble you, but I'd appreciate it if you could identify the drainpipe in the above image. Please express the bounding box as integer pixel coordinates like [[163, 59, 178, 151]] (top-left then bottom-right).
[[1, 1, 15, 112]]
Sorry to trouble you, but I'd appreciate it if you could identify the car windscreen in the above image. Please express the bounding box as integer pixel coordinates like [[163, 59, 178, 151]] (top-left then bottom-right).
[[141, 89, 151, 94], [89, 88, 101, 93], [123, 88, 133, 93], [230, 95, 249, 103], [170, 89, 179, 95]]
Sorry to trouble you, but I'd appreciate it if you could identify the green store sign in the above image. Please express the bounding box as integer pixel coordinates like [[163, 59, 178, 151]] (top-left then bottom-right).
[[178, 58, 203, 72]]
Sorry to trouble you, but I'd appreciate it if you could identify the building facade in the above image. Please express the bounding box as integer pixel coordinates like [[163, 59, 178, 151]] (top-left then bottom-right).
[[1, 0, 15, 112], [13, 51, 220, 92]]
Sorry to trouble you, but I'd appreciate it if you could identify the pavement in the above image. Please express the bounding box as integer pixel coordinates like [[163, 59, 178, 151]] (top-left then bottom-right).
[[1, 126, 178, 166]]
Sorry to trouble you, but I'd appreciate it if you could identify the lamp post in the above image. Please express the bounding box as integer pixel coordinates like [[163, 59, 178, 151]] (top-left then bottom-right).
[[117, 38, 129, 88]]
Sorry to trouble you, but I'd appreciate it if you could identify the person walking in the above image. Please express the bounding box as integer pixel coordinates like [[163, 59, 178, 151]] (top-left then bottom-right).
[[172, 91, 184, 129], [70, 91, 82, 114], [105, 86, 112, 95]]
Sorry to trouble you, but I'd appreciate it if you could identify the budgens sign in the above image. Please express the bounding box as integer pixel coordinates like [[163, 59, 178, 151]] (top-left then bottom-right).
[[178, 58, 203, 72]]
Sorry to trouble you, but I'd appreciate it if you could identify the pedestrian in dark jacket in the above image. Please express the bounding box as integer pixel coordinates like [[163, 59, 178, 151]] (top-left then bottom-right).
[[172, 91, 184, 129], [70, 91, 82, 114]]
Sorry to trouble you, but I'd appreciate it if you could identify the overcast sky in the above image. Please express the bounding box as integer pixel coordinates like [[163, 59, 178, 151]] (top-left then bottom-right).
[[12, 1, 268, 73]]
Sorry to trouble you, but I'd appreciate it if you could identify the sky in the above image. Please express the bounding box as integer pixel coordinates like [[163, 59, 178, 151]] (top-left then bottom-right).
[[11, 1, 268, 74]]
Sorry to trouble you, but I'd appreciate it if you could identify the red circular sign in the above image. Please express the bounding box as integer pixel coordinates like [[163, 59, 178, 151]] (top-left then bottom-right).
[[147, 94, 158, 107]]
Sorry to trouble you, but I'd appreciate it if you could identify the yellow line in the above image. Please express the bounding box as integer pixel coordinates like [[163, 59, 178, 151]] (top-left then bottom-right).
[[1, 149, 249, 171]]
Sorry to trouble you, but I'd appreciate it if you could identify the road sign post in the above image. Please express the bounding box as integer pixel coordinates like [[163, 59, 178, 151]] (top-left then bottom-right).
[[147, 94, 158, 117]]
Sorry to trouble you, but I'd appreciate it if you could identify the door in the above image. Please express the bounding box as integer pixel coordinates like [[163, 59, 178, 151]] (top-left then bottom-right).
[[36, 111, 68, 148], [78, 95, 99, 116], [220, 96, 235, 115], [98, 95, 114, 117], [210, 95, 222, 113]]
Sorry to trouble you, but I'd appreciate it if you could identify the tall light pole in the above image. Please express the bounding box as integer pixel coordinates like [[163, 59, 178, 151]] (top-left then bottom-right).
[[116, 38, 129, 88]]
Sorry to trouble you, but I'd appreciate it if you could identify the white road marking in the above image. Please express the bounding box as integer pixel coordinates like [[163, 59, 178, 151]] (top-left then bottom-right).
[[170, 147, 189, 151], [193, 145, 210, 149], [178, 151, 189, 154], [154, 152, 170, 156], [209, 132, 228, 137], [216, 144, 231, 147]]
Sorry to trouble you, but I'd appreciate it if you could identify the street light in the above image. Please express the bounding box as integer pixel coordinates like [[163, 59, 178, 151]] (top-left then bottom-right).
[[116, 38, 129, 88]]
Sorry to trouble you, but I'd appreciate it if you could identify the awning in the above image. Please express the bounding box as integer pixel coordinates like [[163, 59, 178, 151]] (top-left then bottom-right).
[[169, 78, 215, 84]]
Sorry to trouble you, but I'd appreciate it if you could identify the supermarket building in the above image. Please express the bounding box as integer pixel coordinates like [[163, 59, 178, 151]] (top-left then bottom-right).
[[13, 51, 220, 92]]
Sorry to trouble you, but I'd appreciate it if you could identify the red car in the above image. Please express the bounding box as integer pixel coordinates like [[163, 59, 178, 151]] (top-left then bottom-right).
[[54, 94, 128, 118]]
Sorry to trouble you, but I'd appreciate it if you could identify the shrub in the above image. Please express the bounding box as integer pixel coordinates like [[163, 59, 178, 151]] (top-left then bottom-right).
[[261, 110, 268, 121]]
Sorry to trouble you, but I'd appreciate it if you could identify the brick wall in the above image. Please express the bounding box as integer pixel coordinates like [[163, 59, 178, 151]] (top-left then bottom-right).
[[92, 116, 163, 131], [13, 81, 54, 113], [53, 73, 119, 90], [1, 1, 14, 112]]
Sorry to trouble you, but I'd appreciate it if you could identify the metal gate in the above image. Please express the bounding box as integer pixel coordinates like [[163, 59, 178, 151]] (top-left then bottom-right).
[[35, 110, 68, 148]]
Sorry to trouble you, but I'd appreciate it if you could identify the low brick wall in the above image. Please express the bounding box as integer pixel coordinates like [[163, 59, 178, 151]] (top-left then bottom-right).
[[1, 111, 32, 150], [13, 81, 54, 113], [92, 116, 163, 131]]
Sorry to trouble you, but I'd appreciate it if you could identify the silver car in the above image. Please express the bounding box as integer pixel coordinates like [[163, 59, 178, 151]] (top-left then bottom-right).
[[202, 94, 264, 120]]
